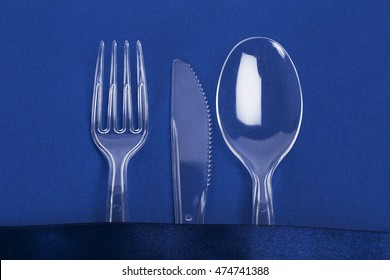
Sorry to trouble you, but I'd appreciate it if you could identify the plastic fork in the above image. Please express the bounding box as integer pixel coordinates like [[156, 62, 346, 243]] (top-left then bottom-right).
[[91, 40, 148, 222]]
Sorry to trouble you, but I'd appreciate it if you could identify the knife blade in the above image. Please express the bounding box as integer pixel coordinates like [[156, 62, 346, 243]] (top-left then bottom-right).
[[171, 59, 212, 224]]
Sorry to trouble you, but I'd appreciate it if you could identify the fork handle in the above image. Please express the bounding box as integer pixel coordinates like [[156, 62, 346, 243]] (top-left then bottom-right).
[[107, 158, 128, 222]]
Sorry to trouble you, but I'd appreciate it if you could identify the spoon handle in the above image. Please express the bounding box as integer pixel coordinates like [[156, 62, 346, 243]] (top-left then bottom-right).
[[251, 172, 274, 225]]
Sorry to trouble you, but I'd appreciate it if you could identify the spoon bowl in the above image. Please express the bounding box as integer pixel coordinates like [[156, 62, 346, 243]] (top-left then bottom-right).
[[216, 37, 303, 224]]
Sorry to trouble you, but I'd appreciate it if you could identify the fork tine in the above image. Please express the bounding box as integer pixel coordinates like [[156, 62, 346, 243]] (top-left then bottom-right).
[[92, 41, 104, 131], [107, 41, 117, 131], [136, 40, 148, 132], [123, 40, 132, 131]]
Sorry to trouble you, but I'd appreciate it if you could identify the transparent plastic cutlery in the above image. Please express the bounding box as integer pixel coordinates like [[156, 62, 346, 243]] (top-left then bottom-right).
[[216, 37, 302, 225], [91, 40, 148, 222], [171, 60, 212, 224]]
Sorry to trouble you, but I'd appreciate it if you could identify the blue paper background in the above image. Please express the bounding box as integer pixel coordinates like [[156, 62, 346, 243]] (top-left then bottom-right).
[[0, 0, 389, 230]]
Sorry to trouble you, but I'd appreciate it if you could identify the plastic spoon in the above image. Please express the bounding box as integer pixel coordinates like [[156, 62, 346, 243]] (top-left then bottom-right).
[[216, 37, 303, 224]]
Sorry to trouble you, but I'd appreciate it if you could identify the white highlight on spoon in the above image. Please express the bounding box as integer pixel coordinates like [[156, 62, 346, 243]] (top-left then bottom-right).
[[271, 41, 286, 59], [236, 53, 262, 126]]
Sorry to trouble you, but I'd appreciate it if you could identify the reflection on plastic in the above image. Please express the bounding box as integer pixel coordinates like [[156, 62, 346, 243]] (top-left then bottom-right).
[[236, 53, 262, 126], [271, 41, 287, 59]]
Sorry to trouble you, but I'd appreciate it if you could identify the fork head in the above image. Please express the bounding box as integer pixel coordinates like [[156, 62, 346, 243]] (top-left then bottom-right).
[[91, 40, 148, 161]]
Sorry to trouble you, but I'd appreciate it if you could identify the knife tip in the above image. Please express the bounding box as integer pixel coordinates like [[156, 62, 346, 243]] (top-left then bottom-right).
[[172, 59, 186, 66]]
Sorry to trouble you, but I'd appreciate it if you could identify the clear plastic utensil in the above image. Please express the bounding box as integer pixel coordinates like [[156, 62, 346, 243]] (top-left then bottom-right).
[[216, 37, 302, 225], [91, 40, 148, 222]]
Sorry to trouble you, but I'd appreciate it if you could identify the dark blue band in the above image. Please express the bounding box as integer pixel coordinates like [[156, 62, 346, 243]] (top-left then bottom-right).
[[1, 223, 389, 259]]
